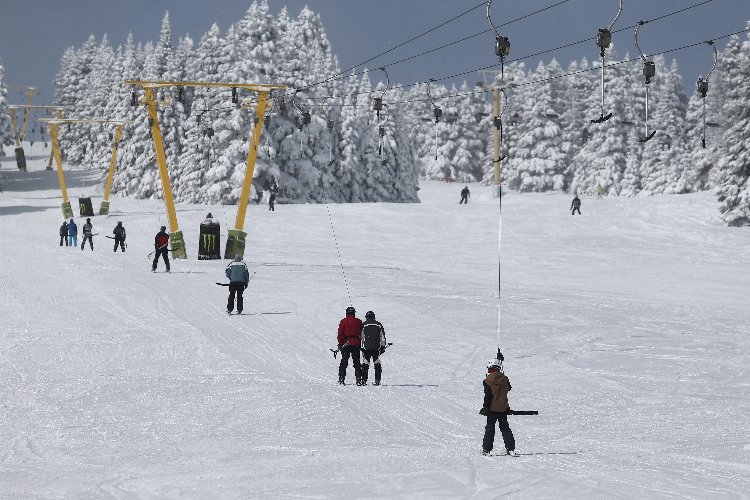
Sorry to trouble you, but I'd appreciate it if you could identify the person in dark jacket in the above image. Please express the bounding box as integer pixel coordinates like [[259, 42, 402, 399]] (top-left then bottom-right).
[[480, 358, 516, 456], [59, 221, 69, 246], [225, 254, 250, 314], [68, 219, 78, 247], [571, 195, 582, 215], [269, 182, 278, 211], [360, 311, 387, 385], [81, 218, 94, 251], [337, 306, 363, 385], [112, 222, 126, 252], [152, 226, 170, 272], [460, 186, 470, 204]]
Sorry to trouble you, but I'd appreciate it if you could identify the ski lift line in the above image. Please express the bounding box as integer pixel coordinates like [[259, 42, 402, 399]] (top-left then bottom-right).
[[312, 25, 750, 110], [299, 0, 718, 105], [274, 0, 573, 101]]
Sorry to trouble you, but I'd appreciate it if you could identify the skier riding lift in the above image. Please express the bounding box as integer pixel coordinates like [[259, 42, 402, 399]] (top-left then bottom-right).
[[337, 306, 363, 385], [360, 311, 387, 386], [480, 358, 516, 456]]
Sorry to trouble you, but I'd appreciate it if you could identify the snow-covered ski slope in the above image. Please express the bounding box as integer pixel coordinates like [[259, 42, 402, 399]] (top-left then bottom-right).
[[1, 145, 749, 499]]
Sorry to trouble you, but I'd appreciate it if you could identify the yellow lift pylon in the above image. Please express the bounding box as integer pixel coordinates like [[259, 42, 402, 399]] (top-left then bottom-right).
[[125, 80, 287, 260], [8, 105, 67, 171], [39, 118, 132, 219]]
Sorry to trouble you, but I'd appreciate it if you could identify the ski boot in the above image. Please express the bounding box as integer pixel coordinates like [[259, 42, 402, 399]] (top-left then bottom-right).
[[373, 380, 381, 386], [338, 376, 345, 385]]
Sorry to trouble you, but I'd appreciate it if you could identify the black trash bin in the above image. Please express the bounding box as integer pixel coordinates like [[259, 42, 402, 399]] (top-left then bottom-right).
[[78, 197, 94, 216], [198, 220, 221, 260], [15, 147, 27, 171]]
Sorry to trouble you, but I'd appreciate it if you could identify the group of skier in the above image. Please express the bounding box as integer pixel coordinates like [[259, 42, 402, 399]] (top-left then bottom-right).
[[58, 218, 127, 251], [336, 307, 388, 386]]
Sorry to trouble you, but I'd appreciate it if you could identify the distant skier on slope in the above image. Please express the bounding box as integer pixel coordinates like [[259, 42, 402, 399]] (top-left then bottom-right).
[[59, 220, 68, 247], [480, 358, 516, 456], [571, 195, 582, 215], [269, 182, 278, 212], [596, 183, 604, 200], [460, 186, 470, 204], [112, 222, 126, 252], [81, 218, 94, 251], [337, 306, 363, 385], [360, 310, 387, 386], [225, 254, 250, 314], [152, 226, 170, 272], [68, 219, 78, 247]]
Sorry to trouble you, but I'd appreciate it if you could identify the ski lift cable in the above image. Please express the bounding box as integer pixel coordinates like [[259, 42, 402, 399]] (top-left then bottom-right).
[[275, 0, 571, 101], [311, 24, 748, 110], [300, 0, 717, 104]]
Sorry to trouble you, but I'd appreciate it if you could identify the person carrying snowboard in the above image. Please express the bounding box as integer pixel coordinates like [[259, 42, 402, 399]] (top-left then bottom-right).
[[81, 218, 94, 251], [68, 219, 78, 247], [570, 195, 582, 215], [460, 186, 470, 204], [59, 220, 68, 247], [152, 226, 170, 272], [112, 221, 126, 252], [269, 182, 278, 211], [225, 254, 250, 314], [480, 358, 516, 456], [337, 306, 363, 385], [360, 310, 387, 385]]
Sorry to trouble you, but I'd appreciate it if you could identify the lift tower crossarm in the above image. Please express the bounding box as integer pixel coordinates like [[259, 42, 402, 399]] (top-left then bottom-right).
[[38, 118, 132, 218], [126, 80, 287, 260]]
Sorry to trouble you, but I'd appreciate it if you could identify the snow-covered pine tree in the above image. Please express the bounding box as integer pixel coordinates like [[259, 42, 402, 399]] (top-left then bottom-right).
[[0, 58, 12, 156], [715, 31, 750, 225], [561, 58, 594, 185], [638, 57, 689, 196], [450, 81, 489, 182], [507, 60, 567, 192], [568, 47, 628, 195]]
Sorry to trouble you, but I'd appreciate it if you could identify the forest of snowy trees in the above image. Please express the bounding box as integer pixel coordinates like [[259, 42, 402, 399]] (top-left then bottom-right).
[[1, 2, 749, 225]]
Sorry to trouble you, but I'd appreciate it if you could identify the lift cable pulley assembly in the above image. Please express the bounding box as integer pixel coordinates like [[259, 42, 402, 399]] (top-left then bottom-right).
[[696, 40, 718, 149], [592, 0, 623, 124], [635, 20, 657, 143], [426, 78, 443, 160], [487, 0, 511, 81]]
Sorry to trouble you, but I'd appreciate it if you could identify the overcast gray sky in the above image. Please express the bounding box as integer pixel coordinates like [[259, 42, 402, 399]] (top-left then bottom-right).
[[1, 0, 748, 106]]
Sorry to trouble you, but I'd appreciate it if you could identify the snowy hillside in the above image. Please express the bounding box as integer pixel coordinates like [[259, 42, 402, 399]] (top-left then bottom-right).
[[1, 151, 749, 498]]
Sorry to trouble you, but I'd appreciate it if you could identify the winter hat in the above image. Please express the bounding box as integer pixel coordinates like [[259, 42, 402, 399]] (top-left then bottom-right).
[[86, 218, 91, 222], [365, 311, 375, 320], [346, 306, 356, 316], [160, 226, 166, 231]]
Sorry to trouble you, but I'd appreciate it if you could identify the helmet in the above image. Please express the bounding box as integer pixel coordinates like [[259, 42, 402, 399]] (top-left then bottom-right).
[[345, 306, 356, 316], [487, 358, 503, 370], [160, 226, 166, 231], [365, 311, 375, 320], [86, 218, 91, 222]]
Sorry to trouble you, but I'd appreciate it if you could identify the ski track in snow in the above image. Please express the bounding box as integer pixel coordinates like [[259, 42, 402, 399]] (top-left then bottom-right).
[[1, 146, 749, 498]]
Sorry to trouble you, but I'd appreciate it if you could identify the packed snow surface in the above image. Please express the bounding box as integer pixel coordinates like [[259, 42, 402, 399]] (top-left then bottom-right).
[[1, 145, 749, 498]]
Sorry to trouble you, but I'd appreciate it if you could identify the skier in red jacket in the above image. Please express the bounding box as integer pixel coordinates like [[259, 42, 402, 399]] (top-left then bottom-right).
[[337, 306, 363, 385]]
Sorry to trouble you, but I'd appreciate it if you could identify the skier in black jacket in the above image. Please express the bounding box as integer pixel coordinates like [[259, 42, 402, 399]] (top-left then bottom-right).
[[81, 218, 94, 251], [269, 182, 278, 211], [112, 222, 126, 252], [460, 186, 470, 204], [571, 195, 582, 215], [59, 221, 69, 246], [360, 311, 387, 385]]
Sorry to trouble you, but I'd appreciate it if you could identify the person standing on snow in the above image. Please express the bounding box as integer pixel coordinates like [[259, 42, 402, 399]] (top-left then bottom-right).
[[480, 358, 516, 456], [152, 226, 170, 272], [225, 254, 250, 314], [360, 311, 387, 385], [81, 218, 94, 251], [112, 222, 126, 252], [460, 186, 470, 204], [337, 306, 363, 385], [68, 219, 78, 247], [596, 183, 604, 200], [59, 220, 69, 246], [570, 195, 582, 215], [269, 182, 278, 211]]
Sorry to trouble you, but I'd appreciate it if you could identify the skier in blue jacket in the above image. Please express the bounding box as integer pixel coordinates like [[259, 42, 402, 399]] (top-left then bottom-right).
[[68, 219, 78, 247], [225, 254, 250, 314]]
